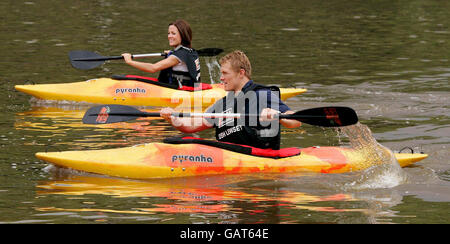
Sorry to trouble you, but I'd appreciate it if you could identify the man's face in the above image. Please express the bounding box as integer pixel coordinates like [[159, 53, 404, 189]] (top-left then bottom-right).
[[220, 61, 241, 91]]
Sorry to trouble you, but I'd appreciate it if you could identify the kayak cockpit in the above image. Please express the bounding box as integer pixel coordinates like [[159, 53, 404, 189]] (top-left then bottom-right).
[[111, 75, 213, 91], [163, 136, 301, 159]]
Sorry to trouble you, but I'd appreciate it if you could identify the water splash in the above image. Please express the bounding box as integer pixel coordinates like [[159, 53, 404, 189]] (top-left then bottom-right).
[[341, 163, 409, 190], [203, 57, 221, 84], [336, 123, 409, 190]]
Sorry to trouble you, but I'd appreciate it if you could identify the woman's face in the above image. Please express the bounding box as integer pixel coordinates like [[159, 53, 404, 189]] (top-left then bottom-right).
[[168, 25, 182, 47]]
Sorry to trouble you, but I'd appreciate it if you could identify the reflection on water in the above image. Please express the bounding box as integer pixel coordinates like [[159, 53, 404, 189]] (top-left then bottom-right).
[[35, 167, 445, 223], [34, 173, 378, 223], [14, 105, 181, 150]]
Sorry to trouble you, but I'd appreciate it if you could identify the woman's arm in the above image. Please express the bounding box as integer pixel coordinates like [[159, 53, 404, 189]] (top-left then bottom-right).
[[121, 53, 179, 73]]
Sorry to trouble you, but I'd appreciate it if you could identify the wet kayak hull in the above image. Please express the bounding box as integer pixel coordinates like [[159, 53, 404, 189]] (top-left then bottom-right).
[[35, 143, 428, 179], [15, 78, 306, 108]]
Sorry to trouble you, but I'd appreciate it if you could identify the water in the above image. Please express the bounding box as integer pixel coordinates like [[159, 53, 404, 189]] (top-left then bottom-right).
[[204, 57, 221, 84], [337, 123, 409, 190], [1, 0, 449, 224]]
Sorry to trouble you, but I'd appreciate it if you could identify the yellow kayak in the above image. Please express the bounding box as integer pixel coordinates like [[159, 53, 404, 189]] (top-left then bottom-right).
[[15, 76, 306, 108], [35, 140, 428, 179]]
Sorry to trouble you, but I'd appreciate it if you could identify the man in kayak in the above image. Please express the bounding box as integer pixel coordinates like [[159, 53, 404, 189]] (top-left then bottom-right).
[[161, 50, 301, 150], [121, 19, 201, 88]]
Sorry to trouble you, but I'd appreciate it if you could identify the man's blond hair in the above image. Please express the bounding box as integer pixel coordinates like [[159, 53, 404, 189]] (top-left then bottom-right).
[[219, 50, 252, 79]]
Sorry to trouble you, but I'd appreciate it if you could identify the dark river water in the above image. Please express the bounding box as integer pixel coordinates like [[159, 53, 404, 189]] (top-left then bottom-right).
[[1, 0, 449, 224]]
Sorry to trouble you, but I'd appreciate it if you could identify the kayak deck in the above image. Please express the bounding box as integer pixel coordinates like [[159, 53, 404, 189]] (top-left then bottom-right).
[[36, 143, 428, 179], [15, 77, 307, 107]]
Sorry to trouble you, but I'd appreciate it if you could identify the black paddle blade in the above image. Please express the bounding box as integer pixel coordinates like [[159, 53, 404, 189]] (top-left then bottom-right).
[[283, 106, 358, 127], [197, 48, 224, 57], [82, 104, 150, 124], [69, 50, 106, 70]]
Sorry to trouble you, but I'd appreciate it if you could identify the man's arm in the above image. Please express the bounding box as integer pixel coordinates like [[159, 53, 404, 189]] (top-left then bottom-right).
[[279, 110, 302, 128], [260, 108, 302, 128], [160, 107, 213, 133], [259, 90, 301, 128]]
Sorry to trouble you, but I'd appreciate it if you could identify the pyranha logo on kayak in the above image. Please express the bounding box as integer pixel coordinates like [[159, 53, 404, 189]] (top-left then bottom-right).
[[115, 87, 147, 94], [172, 154, 214, 164]]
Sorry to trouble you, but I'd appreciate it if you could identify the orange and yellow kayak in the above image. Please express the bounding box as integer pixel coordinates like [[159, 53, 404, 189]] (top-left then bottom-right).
[[15, 76, 306, 108], [35, 142, 427, 179]]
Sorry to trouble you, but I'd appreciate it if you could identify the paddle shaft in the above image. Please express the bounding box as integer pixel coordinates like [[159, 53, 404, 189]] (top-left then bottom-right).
[[69, 48, 223, 70], [82, 104, 357, 127], [71, 48, 223, 62], [96, 111, 337, 120], [71, 53, 165, 62]]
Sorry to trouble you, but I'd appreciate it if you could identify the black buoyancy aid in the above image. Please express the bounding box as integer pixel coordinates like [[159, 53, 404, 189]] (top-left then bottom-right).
[[212, 82, 282, 150], [157, 46, 201, 87]]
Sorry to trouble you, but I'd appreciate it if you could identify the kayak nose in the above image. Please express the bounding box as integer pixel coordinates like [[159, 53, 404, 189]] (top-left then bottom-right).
[[15, 84, 35, 95]]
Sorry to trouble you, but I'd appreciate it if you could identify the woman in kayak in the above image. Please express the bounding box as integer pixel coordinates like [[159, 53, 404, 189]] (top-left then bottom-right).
[[161, 50, 301, 150], [121, 19, 201, 88]]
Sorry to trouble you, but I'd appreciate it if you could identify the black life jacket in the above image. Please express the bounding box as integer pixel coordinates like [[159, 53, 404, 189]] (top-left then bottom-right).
[[157, 46, 201, 87], [210, 81, 282, 150]]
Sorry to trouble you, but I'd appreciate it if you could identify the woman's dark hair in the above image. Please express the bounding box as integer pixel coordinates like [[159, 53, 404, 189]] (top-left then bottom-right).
[[169, 19, 193, 48]]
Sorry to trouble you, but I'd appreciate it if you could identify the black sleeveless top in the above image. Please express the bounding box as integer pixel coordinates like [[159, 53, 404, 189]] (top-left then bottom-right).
[[157, 45, 201, 87]]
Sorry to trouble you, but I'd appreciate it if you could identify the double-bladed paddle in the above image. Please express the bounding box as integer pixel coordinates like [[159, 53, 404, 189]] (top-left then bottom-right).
[[69, 48, 224, 70], [82, 104, 358, 127]]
